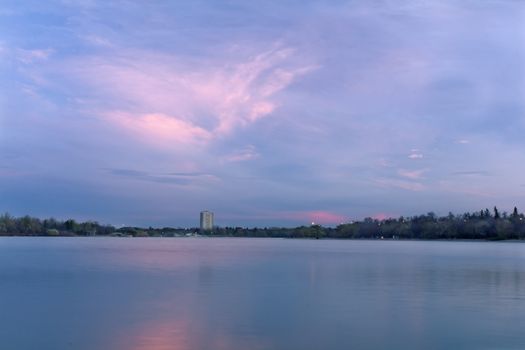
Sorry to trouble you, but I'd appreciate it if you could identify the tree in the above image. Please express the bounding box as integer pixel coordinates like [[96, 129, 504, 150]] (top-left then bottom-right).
[[64, 219, 78, 232], [494, 206, 500, 219], [0, 213, 14, 234]]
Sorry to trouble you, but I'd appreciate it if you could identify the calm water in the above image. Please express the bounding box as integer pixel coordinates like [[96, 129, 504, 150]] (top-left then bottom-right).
[[1, 238, 525, 350]]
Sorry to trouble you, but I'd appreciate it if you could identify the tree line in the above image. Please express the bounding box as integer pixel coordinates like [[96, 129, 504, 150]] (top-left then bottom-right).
[[1, 207, 525, 240]]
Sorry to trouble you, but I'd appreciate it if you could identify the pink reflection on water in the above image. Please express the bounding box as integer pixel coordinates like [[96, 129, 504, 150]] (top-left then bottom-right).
[[113, 318, 270, 350], [114, 321, 191, 350]]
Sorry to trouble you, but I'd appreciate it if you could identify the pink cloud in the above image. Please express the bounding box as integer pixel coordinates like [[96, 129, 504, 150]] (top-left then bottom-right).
[[68, 45, 316, 146], [397, 168, 428, 180], [279, 210, 347, 225], [107, 112, 211, 147]]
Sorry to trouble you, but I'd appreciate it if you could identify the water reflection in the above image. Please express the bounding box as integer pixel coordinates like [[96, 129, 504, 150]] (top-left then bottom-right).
[[1, 238, 525, 350], [116, 322, 191, 350], [114, 318, 271, 350]]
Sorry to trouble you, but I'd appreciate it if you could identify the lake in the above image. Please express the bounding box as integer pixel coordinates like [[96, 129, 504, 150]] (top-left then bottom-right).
[[1, 238, 525, 349]]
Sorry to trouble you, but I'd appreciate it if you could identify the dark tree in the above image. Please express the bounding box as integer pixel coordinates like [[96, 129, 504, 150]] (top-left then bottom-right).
[[3, 207, 525, 240], [494, 206, 500, 219]]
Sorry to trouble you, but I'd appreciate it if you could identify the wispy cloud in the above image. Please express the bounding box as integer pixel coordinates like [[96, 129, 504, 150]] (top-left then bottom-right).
[[451, 170, 490, 177], [408, 153, 424, 159], [80, 35, 113, 47], [16, 48, 54, 64], [398, 168, 428, 180], [223, 145, 259, 163], [408, 148, 423, 160], [106, 168, 219, 186], [377, 158, 393, 168], [67, 45, 316, 147], [106, 112, 212, 147]]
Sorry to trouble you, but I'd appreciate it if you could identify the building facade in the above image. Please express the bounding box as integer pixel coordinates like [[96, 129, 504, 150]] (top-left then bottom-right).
[[200, 211, 214, 231]]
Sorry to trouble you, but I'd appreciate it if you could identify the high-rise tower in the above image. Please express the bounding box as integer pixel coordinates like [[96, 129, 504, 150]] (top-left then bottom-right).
[[200, 211, 214, 231]]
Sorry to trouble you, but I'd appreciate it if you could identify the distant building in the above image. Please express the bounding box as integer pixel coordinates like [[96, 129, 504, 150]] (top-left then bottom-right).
[[200, 211, 214, 231]]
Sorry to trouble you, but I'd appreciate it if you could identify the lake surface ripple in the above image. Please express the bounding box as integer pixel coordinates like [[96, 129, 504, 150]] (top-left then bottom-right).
[[1, 238, 525, 350]]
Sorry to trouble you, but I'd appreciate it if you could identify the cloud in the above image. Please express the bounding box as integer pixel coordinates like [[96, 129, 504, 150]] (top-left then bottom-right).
[[81, 35, 113, 47], [408, 153, 424, 159], [67, 45, 316, 147], [166, 172, 214, 177], [106, 168, 219, 185], [456, 139, 470, 144], [279, 210, 347, 225], [106, 112, 212, 147], [16, 48, 54, 64], [377, 158, 393, 168], [451, 170, 490, 176], [375, 178, 425, 191], [398, 168, 428, 180], [223, 145, 259, 163], [0, 45, 53, 64]]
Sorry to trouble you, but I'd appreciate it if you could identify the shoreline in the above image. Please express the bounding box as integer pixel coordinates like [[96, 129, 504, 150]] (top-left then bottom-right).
[[1, 235, 524, 243]]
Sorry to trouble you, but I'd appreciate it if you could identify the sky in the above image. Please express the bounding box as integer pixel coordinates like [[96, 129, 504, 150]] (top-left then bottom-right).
[[1, 0, 525, 227]]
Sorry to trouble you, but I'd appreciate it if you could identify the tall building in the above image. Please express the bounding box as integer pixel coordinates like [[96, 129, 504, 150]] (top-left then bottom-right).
[[200, 211, 214, 231]]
